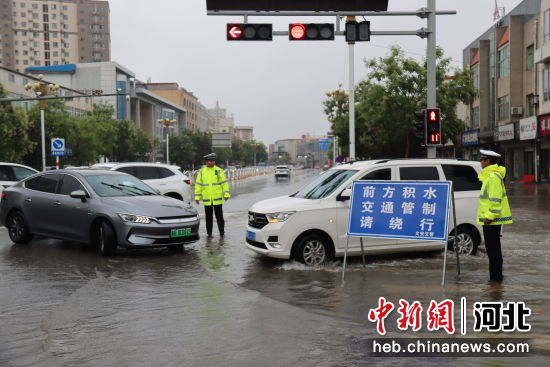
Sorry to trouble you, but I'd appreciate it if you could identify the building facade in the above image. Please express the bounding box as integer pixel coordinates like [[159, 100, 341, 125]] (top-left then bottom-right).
[[234, 125, 254, 141], [0, 65, 91, 114], [0, 0, 110, 73], [462, 0, 545, 181], [145, 82, 207, 131], [24, 62, 188, 157]]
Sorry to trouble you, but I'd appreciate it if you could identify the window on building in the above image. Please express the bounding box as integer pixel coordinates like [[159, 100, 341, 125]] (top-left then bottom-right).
[[51, 23, 57, 29], [497, 45, 509, 78], [51, 13, 56, 20], [51, 4, 57, 10], [32, 3, 37, 9], [471, 106, 480, 129], [497, 95, 510, 121], [62, 5, 68, 11], [544, 67, 550, 101], [527, 94, 536, 117], [527, 45, 534, 70], [8, 73, 15, 82], [472, 64, 480, 90], [23, 59, 28, 65], [546, 9, 550, 43]]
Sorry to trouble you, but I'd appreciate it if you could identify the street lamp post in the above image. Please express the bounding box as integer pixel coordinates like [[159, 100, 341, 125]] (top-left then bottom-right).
[[24, 74, 60, 172], [157, 118, 177, 165]]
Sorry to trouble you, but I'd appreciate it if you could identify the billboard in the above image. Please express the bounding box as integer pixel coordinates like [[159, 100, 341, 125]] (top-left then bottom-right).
[[206, 0, 389, 12], [212, 132, 232, 148]]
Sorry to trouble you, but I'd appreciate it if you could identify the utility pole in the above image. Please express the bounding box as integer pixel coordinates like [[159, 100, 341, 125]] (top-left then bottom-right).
[[347, 16, 356, 161], [427, 0, 437, 159]]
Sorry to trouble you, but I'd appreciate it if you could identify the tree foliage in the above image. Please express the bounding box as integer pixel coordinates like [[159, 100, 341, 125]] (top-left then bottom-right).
[[0, 84, 33, 162], [323, 46, 475, 158]]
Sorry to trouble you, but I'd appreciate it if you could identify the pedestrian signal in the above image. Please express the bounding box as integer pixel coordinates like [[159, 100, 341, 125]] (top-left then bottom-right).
[[426, 108, 441, 145]]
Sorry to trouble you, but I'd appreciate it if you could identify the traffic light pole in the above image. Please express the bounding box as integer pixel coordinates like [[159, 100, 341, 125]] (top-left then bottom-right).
[[349, 37, 355, 161], [427, 0, 437, 159]]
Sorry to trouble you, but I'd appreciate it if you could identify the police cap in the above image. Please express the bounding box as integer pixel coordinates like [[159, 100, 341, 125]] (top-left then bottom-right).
[[203, 153, 216, 161], [480, 149, 501, 159]]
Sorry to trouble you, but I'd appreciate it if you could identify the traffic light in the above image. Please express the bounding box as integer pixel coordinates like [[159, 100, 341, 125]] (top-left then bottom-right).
[[227, 23, 272, 41], [345, 21, 370, 42], [425, 108, 442, 145], [414, 109, 426, 144], [289, 23, 335, 41]]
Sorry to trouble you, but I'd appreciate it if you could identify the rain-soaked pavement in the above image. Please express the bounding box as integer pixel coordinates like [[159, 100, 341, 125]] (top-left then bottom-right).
[[1, 170, 549, 366]]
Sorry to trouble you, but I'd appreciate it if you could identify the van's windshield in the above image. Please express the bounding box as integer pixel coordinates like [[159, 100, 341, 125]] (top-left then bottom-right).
[[292, 169, 358, 199]]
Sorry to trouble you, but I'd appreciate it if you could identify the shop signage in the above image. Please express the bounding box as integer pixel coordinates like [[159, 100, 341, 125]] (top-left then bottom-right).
[[494, 124, 514, 141], [461, 130, 479, 146], [519, 116, 537, 140], [539, 114, 550, 137]]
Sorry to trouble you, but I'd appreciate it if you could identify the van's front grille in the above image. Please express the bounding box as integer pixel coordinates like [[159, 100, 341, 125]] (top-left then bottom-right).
[[248, 212, 268, 229]]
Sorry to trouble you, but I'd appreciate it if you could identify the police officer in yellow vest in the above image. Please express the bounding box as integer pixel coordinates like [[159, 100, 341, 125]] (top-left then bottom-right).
[[477, 149, 513, 282], [195, 153, 230, 237]]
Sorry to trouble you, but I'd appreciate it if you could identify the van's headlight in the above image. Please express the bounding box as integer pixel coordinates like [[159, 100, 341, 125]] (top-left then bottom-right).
[[266, 211, 295, 223], [118, 213, 156, 224]]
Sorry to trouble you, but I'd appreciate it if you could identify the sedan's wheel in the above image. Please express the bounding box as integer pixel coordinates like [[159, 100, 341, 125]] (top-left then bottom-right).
[[448, 227, 479, 256], [98, 222, 117, 256], [7, 211, 33, 244], [295, 234, 333, 266]]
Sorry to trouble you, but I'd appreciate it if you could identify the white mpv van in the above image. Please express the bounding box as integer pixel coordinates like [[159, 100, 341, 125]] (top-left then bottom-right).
[[246, 159, 483, 265]]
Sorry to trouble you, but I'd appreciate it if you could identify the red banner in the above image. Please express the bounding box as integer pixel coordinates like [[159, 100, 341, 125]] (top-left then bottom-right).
[[539, 114, 550, 137]]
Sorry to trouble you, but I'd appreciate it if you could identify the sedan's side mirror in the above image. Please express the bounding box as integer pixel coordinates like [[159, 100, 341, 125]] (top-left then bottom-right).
[[70, 190, 87, 201], [337, 188, 351, 201]]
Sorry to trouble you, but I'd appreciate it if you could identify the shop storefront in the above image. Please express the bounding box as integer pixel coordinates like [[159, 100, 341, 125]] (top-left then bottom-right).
[[539, 114, 550, 181], [461, 129, 479, 160], [494, 123, 516, 180], [518, 116, 537, 181]]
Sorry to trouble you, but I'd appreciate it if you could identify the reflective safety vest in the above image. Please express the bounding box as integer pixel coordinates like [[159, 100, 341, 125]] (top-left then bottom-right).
[[194, 166, 230, 206], [477, 164, 512, 225]]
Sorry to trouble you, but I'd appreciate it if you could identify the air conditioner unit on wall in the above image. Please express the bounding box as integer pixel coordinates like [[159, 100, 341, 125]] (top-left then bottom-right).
[[511, 106, 523, 115]]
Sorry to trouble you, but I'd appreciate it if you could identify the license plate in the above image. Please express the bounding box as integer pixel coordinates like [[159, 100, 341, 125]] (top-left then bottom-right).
[[171, 228, 192, 238], [246, 230, 256, 241]]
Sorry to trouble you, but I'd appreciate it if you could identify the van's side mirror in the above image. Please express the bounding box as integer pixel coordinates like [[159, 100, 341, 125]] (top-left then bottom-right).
[[337, 188, 351, 201]]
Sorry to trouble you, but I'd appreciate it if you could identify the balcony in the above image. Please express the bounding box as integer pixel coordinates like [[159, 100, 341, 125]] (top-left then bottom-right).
[[535, 42, 550, 64]]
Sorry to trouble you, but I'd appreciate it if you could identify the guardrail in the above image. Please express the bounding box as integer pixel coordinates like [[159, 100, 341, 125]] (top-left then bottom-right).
[[183, 166, 275, 184]]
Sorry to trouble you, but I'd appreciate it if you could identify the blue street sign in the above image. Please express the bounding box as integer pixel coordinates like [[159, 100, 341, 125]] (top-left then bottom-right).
[[319, 138, 333, 151], [51, 138, 65, 156], [347, 180, 452, 241]]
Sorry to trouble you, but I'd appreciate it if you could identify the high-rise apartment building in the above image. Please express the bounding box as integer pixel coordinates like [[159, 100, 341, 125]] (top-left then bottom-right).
[[0, 0, 110, 72]]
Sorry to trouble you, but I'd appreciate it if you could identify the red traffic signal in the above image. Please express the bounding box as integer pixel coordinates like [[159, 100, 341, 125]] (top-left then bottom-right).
[[289, 23, 334, 41], [227, 24, 272, 41], [426, 108, 441, 145]]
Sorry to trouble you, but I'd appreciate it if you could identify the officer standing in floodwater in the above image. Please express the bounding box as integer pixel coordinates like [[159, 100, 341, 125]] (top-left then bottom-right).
[[194, 153, 230, 237], [477, 149, 513, 282]]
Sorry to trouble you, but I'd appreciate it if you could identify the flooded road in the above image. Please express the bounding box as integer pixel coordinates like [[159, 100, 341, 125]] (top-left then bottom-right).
[[1, 171, 549, 366]]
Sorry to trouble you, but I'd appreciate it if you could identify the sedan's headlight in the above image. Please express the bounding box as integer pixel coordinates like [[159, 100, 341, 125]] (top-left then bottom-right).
[[265, 211, 295, 223], [118, 213, 156, 224]]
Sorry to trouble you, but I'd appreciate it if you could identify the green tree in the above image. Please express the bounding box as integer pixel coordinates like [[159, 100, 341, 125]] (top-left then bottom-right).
[[323, 46, 475, 158], [0, 83, 34, 163], [169, 133, 196, 168], [23, 99, 73, 168]]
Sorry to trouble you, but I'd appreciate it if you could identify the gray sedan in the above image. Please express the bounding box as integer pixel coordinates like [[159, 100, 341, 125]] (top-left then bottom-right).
[[0, 170, 200, 255]]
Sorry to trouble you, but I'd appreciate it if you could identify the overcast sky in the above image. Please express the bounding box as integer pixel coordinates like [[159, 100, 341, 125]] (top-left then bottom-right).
[[109, 0, 523, 145]]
